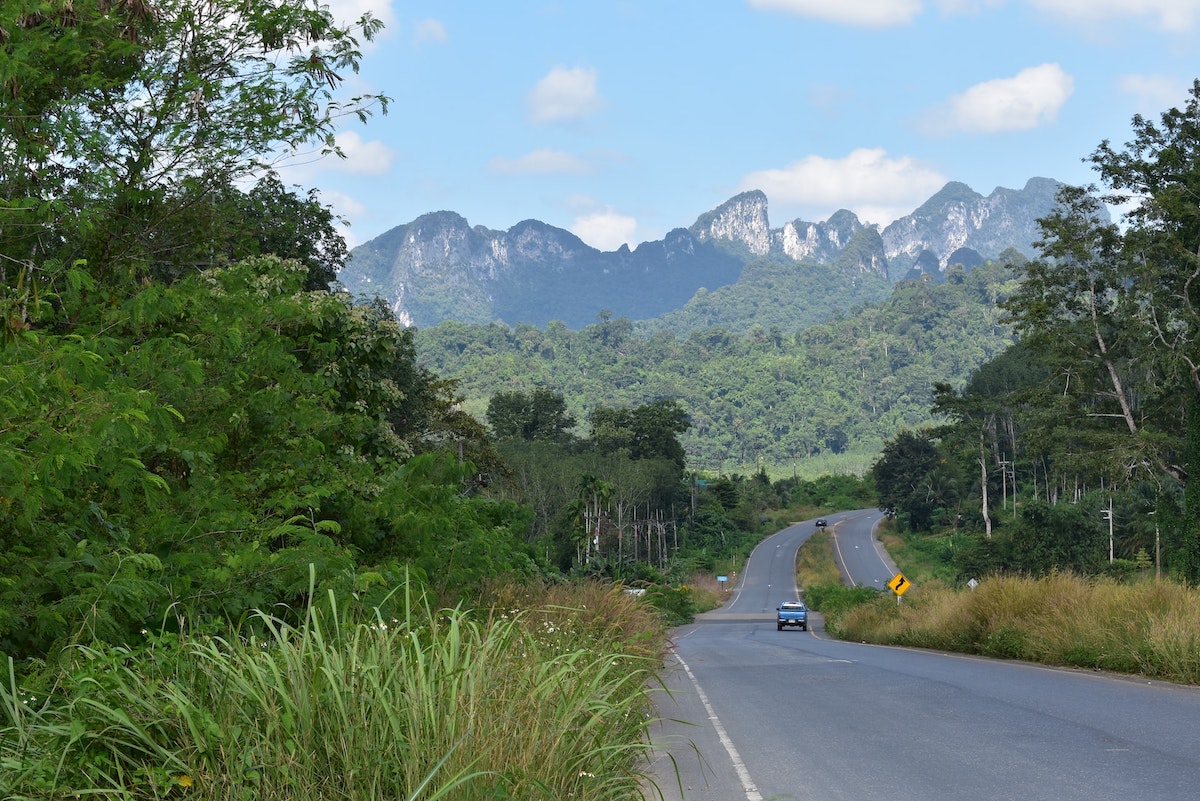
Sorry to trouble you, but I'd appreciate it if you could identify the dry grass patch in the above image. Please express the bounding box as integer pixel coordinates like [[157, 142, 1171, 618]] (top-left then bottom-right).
[[795, 530, 843, 588], [684, 572, 726, 612], [834, 573, 1200, 685]]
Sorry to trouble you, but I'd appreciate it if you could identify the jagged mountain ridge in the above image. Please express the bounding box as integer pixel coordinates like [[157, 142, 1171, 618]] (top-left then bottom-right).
[[340, 214, 744, 329], [337, 177, 1074, 330]]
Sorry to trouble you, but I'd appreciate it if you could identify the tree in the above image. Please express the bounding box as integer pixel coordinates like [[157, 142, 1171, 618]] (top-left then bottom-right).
[[0, 0, 386, 290], [1002, 186, 1164, 484], [0, 252, 521, 661], [1001, 81, 1200, 579], [590, 400, 691, 468], [181, 171, 350, 290], [1090, 83, 1200, 404], [1089, 82, 1200, 580], [487, 388, 577, 444], [589, 407, 637, 459], [871, 429, 944, 532]]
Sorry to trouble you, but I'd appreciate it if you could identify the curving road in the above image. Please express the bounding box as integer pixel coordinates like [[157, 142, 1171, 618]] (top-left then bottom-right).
[[645, 511, 1200, 801]]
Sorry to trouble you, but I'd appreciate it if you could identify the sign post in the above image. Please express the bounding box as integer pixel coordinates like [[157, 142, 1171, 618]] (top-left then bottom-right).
[[887, 572, 911, 604]]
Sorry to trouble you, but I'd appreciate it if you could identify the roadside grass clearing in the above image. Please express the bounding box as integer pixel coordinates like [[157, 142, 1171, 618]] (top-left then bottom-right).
[[1, 577, 670, 801], [794, 522, 1200, 686]]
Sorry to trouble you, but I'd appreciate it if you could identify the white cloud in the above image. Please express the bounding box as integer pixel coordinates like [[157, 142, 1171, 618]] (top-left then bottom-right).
[[414, 18, 447, 43], [529, 66, 604, 125], [938, 64, 1074, 133], [301, 188, 365, 248], [571, 210, 639, 251], [1028, 0, 1200, 33], [750, 0, 1200, 31], [488, 149, 592, 175], [933, 0, 1003, 12], [747, 0, 924, 27], [330, 131, 396, 175], [1117, 74, 1190, 114], [736, 148, 948, 226], [272, 131, 394, 187]]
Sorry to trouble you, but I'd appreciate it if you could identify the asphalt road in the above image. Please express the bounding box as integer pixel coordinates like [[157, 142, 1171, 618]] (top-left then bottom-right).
[[644, 511, 1200, 801]]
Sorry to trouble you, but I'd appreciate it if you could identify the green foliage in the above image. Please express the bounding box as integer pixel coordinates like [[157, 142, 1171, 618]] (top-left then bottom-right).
[[589, 399, 690, 468], [0, 0, 386, 282], [487, 387, 577, 444], [802, 583, 881, 617], [870, 429, 945, 531], [947, 500, 1107, 578], [415, 259, 1019, 477], [0, 252, 539, 663], [196, 171, 351, 290], [643, 583, 698, 626], [786, 472, 877, 511], [370, 454, 540, 590], [1182, 398, 1200, 583], [702, 477, 739, 511], [0, 0, 402, 663], [0, 581, 668, 800]]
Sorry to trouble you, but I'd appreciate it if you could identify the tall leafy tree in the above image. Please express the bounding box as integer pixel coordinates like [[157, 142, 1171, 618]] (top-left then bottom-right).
[[1002, 186, 1166, 484], [1090, 83, 1200, 405], [590, 400, 691, 468], [487, 388, 577, 444], [156, 171, 350, 289], [0, 0, 386, 290], [871, 429, 944, 532], [1002, 81, 1200, 578]]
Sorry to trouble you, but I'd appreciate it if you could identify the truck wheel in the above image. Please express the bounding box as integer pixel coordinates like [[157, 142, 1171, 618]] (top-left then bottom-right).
[[777, 623, 783, 631]]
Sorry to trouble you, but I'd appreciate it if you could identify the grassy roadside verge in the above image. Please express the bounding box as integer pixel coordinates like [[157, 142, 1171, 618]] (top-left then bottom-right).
[[796, 525, 1200, 686], [1, 580, 670, 801]]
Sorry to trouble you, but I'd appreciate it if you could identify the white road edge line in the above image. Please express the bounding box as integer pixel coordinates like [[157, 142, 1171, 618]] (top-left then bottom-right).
[[830, 527, 856, 585], [674, 653, 763, 801]]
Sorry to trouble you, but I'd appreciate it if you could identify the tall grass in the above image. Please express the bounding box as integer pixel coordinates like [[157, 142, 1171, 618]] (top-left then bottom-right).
[[795, 530, 843, 589], [833, 573, 1200, 685], [0, 578, 668, 800]]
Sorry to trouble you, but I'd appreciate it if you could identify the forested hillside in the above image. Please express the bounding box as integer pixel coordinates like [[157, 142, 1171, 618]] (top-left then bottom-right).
[[633, 252, 894, 337], [416, 258, 1022, 476], [869, 83, 1200, 586]]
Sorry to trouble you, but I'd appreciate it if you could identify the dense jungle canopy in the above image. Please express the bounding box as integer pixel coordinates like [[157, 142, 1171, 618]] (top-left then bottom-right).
[[2, 0, 1199, 671]]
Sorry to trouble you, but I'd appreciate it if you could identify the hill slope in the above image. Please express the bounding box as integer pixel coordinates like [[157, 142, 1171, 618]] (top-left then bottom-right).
[[415, 259, 1022, 475]]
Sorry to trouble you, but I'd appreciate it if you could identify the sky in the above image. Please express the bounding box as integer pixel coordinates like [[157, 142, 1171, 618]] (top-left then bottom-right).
[[285, 1, 1200, 252]]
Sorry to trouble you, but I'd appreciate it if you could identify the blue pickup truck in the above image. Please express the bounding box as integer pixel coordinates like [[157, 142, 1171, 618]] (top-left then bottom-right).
[[776, 601, 808, 631]]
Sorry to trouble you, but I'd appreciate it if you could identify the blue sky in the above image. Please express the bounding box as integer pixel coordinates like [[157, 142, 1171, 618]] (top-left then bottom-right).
[[289, 1, 1200, 251]]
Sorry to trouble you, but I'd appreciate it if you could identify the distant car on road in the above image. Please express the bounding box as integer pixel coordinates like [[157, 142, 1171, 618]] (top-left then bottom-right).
[[776, 601, 808, 631], [815, 518, 827, 528]]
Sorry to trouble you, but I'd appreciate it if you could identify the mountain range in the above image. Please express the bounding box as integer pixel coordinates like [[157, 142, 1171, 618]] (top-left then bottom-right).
[[336, 177, 1069, 331]]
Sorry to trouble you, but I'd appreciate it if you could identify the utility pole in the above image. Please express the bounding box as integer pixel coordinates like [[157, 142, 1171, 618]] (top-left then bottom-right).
[[1102, 499, 1114, 564], [1000, 457, 1009, 510], [1149, 510, 1159, 580]]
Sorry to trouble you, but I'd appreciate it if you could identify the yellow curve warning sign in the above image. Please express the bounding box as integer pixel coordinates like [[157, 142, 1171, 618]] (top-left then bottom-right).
[[887, 572, 911, 596]]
